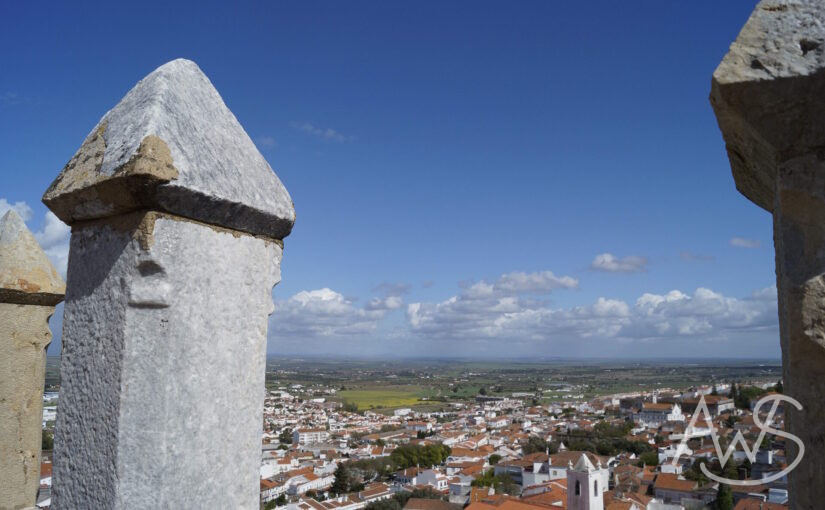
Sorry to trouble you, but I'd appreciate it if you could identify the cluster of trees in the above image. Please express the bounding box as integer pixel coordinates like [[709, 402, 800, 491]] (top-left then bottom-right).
[[364, 488, 444, 510], [278, 428, 292, 444], [331, 443, 453, 492], [683, 458, 740, 486], [553, 422, 653, 457], [637, 451, 659, 467], [522, 435, 558, 455], [471, 468, 520, 495], [264, 494, 288, 509], [730, 383, 768, 410], [390, 443, 452, 470], [331, 463, 366, 495], [682, 458, 738, 510], [342, 400, 360, 413], [347, 457, 398, 480]]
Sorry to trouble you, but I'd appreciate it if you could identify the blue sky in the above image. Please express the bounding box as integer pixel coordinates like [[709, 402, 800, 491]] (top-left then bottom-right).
[[0, 1, 779, 358]]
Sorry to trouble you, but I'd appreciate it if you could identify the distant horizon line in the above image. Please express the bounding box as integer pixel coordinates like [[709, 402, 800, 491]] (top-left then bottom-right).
[[262, 354, 781, 363], [44, 353, 782, 364]]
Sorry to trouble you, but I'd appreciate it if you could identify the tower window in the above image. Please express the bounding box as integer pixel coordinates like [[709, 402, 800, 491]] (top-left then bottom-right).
[[575, 481, 580, 496], [594, 480, 598, 493]]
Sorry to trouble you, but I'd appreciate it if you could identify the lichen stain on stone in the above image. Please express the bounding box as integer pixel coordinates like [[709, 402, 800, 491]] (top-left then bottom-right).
[[44, 121, 108, 198], [43, 131, 179, 224], [135, 213, 158, 250], [115, 135, 179, 182], [13, 279, 41, 293]]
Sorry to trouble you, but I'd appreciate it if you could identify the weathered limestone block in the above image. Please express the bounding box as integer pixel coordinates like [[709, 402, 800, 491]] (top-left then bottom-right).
[[0, 210, 65, 510], [44, 60, 294, 509], [711, 1, 825, 508], [42, 58, 295, 239]]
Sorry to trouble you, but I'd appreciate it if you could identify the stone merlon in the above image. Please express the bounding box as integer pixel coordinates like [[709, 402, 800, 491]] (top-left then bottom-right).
[[42, 58, 295, 239], [710, 0, 825, 212], [0, 210, 65, 306], [0, 209, 63, 509]]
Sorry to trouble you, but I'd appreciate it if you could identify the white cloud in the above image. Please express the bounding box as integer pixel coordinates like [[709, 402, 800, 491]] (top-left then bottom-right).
[[291, 121, 354, 142], [35, 211, 70, 248], [1, 199, 70, 277], [366, 295, 404, 311], [730, 237, 761, 249], [269, 288, 396, 338], [0, 198, 33, 221], [33, 212, 71, 277], [495, 270, 578, 293], [406, 270, 580, 340], [590, 253, 648, 273], [255, 135, 276, 148], [407, 281, 777, 344]]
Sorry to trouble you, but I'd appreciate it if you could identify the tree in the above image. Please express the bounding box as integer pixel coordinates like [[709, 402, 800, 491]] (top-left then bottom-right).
[[332, 463, 356, 494], [366, 488, 442, 510], [715, 482, 733, 510], [489, 454, 502, 465], [390, 443, 451, 470], [714, 462, 737, 510], [774, 380, 783, 393], [471, 469, 519, 495], [278, 428, 292, 444], [42, 429, 54, 451], [265, 495, 287, 509], [417, 430, 434, 439], [735, 385, 767, 409], [711, 385, 719, 396], [638, 451, 659, 467], [479, 387, 487, 396]]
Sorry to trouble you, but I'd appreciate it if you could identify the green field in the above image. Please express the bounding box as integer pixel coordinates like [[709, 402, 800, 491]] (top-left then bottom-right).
[[337, 388, 424, 410]]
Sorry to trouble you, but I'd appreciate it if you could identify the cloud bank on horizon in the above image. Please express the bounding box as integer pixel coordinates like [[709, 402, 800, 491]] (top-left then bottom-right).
[[5, 196, 778, 358]]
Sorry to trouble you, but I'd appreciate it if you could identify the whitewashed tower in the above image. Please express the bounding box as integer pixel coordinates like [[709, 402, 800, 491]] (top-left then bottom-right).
[[567, 454, 604, 510], [42, 59, 295, 508]]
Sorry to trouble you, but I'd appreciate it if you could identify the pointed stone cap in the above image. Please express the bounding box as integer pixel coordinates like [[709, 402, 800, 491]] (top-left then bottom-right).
[[43, 58, 295, 239], [571, 453, 595, 472], [710, 0, 825, 212], [0, 210, 65, 305]]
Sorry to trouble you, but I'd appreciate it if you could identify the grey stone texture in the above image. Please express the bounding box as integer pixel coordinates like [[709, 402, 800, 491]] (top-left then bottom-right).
[[52, 213, 281, 508], [43, 58, 295, 239], [711, 1, 825, 508], [45, 59, 294, 508], [0, 210, 65, 510]]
